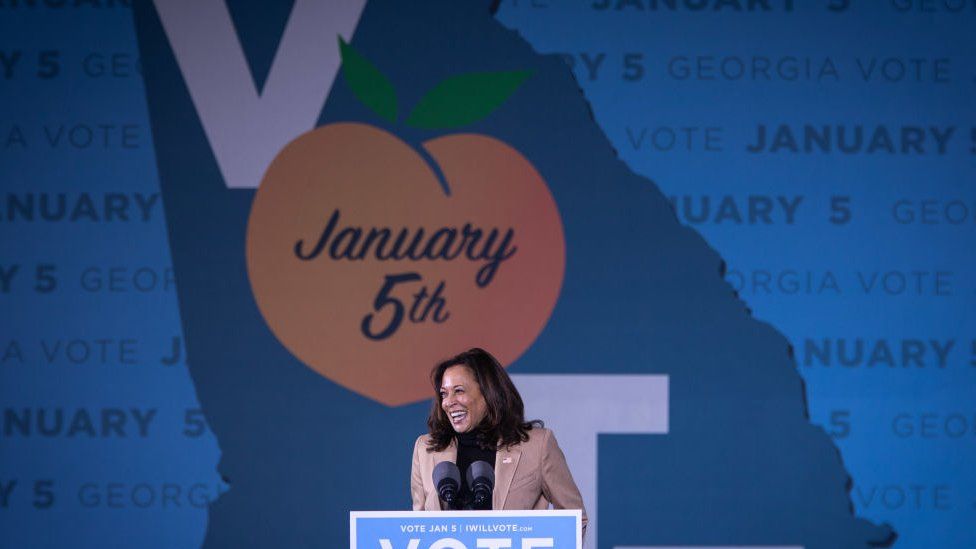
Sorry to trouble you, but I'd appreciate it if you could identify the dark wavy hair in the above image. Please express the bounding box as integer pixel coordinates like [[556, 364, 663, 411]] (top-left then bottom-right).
[[426, 348, 542, 452]]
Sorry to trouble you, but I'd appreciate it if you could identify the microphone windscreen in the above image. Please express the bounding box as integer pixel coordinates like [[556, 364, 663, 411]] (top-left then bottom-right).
[[466, 460, 495, 489], [433, 461, 461, 488]]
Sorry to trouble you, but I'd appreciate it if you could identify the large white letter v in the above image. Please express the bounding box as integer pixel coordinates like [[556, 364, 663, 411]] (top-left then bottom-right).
[[153, 0, 367, 189]]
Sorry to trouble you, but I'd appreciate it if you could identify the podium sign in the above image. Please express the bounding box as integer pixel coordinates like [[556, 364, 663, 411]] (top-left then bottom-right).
[[350, 510, 582, 549]]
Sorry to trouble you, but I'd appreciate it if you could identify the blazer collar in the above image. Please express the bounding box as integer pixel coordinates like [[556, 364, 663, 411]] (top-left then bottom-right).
[[493, 443, 522, 510], [439, 437, 458, 465]]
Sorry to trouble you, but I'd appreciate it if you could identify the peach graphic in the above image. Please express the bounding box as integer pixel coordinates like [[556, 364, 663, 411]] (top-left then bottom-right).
[[245, 39, 564, 406]]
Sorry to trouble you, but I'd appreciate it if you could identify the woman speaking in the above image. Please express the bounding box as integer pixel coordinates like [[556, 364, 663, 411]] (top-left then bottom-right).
[[410, 348, 587, 536]]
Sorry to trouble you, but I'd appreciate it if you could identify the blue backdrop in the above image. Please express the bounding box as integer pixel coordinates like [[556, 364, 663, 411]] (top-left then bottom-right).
[[495, 2, 976, 547], [1, 1, 973, 548]]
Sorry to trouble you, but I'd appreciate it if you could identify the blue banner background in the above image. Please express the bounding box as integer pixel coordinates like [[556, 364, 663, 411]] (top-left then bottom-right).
[[1, 1, 973, 548]]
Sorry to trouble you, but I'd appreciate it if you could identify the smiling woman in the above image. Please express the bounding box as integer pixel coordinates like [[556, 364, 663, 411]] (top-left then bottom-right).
[[410, 348, 587, 536]]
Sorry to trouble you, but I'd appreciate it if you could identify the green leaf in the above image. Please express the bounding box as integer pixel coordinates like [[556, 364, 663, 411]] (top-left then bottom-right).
[[338, 36, 398, 123], [406, 71, 532, 130]]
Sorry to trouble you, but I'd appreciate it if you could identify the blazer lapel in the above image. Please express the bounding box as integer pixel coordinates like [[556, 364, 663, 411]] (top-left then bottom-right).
[[441, 438, 458, 465], [493, 443, 522, 510]]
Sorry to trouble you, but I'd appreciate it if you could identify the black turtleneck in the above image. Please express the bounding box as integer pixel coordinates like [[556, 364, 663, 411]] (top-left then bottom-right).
[[455, 431, 496, 510]]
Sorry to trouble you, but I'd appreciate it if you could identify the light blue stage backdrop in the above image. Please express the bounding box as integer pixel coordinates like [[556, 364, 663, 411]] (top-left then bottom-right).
[[496, 1, 976, 547], [0, 1, 972, 548], [0, 4, 221, 549]]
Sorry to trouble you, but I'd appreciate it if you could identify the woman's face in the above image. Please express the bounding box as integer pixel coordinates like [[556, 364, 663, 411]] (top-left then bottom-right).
[[440, 365, 488, 434]]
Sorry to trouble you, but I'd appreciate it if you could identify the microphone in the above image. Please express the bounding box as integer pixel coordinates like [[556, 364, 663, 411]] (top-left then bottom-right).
[[433, 461, 461, 510], [465, 460, 495, 510]]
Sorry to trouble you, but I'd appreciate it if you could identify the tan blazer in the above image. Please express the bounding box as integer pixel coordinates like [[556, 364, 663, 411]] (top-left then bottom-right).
[[411, 427, 587, 536]]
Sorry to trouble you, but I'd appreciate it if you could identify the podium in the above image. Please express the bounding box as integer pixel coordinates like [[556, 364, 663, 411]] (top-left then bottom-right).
[[349, 510, 582, 549]]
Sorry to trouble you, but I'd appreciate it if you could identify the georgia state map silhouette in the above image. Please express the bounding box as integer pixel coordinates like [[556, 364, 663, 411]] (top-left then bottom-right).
[[134, 0, 895, 547]]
